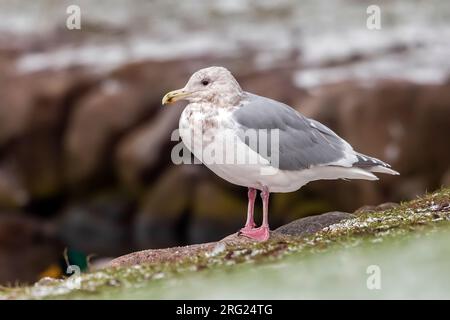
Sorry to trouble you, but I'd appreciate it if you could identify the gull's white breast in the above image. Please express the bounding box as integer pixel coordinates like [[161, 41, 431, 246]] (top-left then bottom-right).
[[179, 103, 277, 190]]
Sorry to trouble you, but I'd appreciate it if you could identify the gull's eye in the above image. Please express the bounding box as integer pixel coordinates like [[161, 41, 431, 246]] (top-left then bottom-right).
[[201, 79, 210, 86]]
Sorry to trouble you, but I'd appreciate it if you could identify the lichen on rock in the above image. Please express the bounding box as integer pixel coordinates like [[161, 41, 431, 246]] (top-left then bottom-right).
[[1, 187, 449, 299]]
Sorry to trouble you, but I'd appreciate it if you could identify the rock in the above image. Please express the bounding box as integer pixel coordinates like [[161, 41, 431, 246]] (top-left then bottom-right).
[[63, 77, 151, 186], [394, 176, 429, 201], [274, 211, 354, 236], [299, 81, 450, 209], [0, 69, 96, 199], [412, 84, 450, 185], [0, 161, 29, 208], [109, 241, 218, 268], [115, 102, 185, 190], [109, 231, 289, 268], [373, 202, 400, 211], [63, 60, 188, 186], [355, 202, 399, 214], [239, 67, 307, 108], [110, 211, 355, 268], [442, 169, 450, 188]]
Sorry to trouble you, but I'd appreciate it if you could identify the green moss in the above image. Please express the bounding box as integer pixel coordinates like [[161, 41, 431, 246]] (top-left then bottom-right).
[[1, 188, 449, 299]]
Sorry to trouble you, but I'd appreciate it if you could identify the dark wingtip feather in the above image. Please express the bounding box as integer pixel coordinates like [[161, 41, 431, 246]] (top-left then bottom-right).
[[354, 153, 391, 168]]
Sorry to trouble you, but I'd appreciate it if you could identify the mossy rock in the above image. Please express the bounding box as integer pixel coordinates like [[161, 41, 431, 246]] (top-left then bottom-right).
[[1, 188, 450, 299]]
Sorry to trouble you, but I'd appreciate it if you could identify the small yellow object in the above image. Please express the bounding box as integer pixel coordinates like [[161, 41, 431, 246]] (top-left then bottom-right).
[[39, 264, 62, 279]]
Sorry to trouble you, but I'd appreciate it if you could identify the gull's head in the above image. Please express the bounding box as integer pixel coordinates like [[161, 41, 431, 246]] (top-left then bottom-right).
[[162, 66, 243, 107]]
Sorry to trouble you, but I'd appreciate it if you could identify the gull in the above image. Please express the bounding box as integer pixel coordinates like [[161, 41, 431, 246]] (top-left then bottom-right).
[[162, 66, 399, 241]]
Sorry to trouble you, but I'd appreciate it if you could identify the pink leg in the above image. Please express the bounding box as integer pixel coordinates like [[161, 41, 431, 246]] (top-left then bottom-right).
[[240, 188, 257, 232], [239, 186, 270, 241]]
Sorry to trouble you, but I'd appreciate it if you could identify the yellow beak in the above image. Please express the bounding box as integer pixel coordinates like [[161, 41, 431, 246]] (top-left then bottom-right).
[[162, 89, 190, 105]]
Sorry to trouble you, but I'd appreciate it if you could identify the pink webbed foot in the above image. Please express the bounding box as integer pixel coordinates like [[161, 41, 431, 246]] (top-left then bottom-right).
[[239, 226, 270, 241], [239, 222, 256, 233]]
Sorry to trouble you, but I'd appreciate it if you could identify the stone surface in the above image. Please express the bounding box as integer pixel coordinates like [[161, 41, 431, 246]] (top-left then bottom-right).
[[274, 211, 354, 236], [0, 161, 28, 208], [109, 211, 353, 268], [115, 103, 185, 190], [298, 81, 450, 209], [0, 69, 95, 198], [109, 231, 289, 268], [355, 202, 400, 215], [63, 60, 189, 186]]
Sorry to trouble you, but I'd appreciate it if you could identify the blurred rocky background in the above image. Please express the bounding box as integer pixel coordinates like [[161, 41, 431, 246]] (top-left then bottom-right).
[[0, 0, 449, 284]]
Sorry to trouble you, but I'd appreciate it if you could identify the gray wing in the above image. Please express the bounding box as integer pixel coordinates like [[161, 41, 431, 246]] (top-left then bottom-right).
[[232, 93, 352, 171]]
